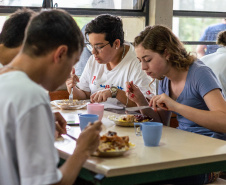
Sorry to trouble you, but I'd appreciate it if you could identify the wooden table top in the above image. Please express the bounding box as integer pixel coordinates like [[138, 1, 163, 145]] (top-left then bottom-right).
[[54, 108, 226, 177]]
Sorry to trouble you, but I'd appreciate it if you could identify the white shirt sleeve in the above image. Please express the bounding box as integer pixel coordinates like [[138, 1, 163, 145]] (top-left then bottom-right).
[[17, 104, 62, 185], [77, 56, 93, 92]]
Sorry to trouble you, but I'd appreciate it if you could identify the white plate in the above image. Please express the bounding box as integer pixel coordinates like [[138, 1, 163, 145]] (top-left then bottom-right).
[[108, 115, 153, 127], [108, 115, 134, 127], [92, 144, 135, 157], [50, 99, 89, 110]]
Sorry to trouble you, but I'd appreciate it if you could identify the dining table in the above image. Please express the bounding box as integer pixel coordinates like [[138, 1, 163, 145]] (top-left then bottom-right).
[[53, 106, 226, 185]]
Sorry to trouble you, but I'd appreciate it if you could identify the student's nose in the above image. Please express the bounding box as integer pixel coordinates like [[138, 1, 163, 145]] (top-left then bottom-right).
[[141, 61, 148, 71], [92, 48, 98, 55]]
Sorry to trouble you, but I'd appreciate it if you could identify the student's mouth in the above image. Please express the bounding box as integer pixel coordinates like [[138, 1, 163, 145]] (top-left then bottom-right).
[[146, 72, 152, 76]]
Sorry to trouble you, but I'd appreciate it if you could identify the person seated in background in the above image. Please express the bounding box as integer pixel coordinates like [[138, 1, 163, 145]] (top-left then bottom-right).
[[196, 18, 226, 58], [200, 30, 226, 97], [74, 24, 92, 76], [66, 14, 155, 108], [126, 25, 226, 184], [0, 9, 101, 185], [0, 8, 35, 67]]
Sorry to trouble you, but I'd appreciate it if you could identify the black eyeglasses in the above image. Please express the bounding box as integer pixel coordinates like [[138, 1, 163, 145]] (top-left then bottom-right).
[[86, 42, 110, 53]]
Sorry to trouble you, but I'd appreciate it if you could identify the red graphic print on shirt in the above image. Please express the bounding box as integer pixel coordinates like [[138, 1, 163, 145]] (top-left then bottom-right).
[[146, 90, 151, 95], [105, 85, 110, 89], [92, 76, 96, 84]]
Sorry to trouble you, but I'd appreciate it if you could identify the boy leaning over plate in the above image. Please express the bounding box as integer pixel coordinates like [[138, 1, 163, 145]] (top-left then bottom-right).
[[66, 14, 156, 109], [0, 9, 101, 185]]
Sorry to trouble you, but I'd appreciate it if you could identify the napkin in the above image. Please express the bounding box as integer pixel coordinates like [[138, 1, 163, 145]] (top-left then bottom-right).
[[101, 98, 124, 110]]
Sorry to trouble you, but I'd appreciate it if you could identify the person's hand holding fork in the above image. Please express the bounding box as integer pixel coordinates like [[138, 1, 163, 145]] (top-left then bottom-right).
[[66, 67, 80, 94], [125, 81, 149, 106]]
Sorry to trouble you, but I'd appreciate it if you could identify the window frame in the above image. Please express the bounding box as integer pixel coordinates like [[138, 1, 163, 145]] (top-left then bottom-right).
[[173, 10, 226, 45], [0, 0, 150, 25]]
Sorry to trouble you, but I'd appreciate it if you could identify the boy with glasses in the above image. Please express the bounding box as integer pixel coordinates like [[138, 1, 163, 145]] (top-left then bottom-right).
[[66, 14, 155, 108]]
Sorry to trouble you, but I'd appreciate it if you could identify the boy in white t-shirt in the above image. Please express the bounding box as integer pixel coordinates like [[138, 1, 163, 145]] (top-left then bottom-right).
[[0, 9, 67, 136], [0, 9, 101, 185], [66, 14, 155, 108]]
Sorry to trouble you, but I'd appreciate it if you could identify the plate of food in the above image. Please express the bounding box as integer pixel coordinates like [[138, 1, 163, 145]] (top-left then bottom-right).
[[50, 99, 89, 110], [92, 131, 135, 157], [108, 114, 153, 127]]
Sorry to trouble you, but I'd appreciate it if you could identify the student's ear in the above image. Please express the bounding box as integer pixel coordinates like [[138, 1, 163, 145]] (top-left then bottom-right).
[[164, 49, 170, 61], [53, 45, 68, 63], [113, 39, 121, 49]]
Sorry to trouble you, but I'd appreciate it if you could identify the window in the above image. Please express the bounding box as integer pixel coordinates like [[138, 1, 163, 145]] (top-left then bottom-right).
[[173, 0, 226, 12], [0, 0, 149, 82], [173, 0, 226, 57], [55, 0, 148, 42], [0, 0, 42, 6], [0, 0, 148, 42], [52, 0, 143, 9]]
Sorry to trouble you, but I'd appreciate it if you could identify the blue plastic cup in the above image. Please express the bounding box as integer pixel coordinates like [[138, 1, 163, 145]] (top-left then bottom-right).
[[78, 114, 99, 131], [134, 122, 163, 147]]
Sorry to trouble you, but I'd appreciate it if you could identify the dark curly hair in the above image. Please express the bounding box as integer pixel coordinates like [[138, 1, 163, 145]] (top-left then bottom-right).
[[134, 25, 196, 71], [85, 14, 124, 47], [217, 31, 226, 46]]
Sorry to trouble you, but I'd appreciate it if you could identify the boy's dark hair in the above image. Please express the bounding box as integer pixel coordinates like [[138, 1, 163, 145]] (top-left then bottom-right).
[[22, 9, 84, 57], [85, 14, 124, 46], [0, 8, 35, 48]]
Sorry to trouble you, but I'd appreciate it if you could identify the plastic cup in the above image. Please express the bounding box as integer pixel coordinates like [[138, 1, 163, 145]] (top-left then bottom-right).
[[78, 114, 99, 131], [87, 103, 104, 121], [134, 122, 163, 147]]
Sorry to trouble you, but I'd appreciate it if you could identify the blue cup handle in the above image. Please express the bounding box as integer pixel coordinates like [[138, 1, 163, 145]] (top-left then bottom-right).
[[134, 122, 142, 136]]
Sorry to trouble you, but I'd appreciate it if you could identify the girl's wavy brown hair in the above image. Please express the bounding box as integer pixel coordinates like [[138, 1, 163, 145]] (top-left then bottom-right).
[[134, 25, 196, 71]]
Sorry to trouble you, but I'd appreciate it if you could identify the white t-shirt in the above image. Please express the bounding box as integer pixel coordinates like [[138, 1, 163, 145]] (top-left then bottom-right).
[[0, 71, 62, 185], [0, 63, 3, 68], [201, 47, 226, 97], [77, 43, 155, 107]]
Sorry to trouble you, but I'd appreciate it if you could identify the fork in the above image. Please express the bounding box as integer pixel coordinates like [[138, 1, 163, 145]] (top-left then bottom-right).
[[122, 96, 129, 111], [69, 87, 73, 104], [66, 133, 77, 141]]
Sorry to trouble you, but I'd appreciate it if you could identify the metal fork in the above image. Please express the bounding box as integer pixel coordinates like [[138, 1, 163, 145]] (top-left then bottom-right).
[[122, 96, 129, 111], [69, 87, 73, 104]]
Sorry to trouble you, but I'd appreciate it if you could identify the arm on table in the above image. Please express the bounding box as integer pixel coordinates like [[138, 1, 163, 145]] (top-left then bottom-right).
[[53, 121, 102, 185], [90, 88, 137, 106]]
